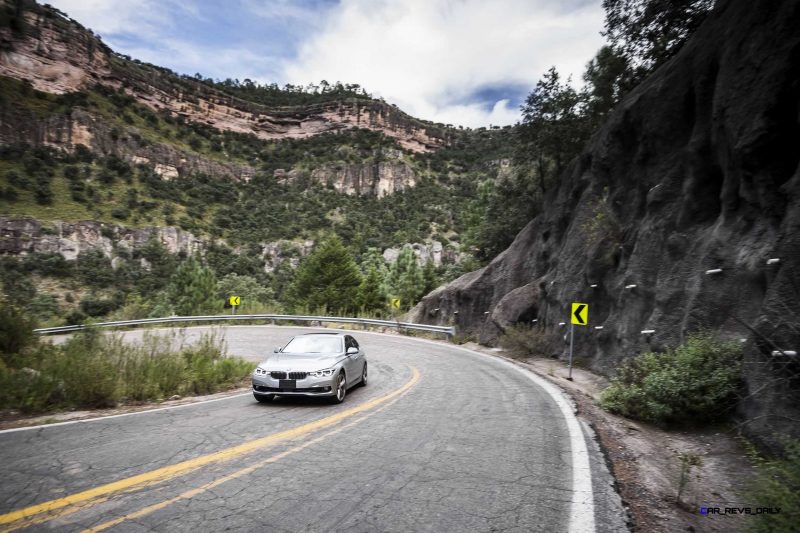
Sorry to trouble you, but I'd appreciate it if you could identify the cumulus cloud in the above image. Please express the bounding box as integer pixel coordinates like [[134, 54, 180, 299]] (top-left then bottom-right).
[[283, 0, 605, 127], [48, 0, 606, 128]]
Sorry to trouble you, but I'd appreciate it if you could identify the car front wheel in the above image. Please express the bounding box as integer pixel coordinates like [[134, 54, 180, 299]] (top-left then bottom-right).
[[360, 362, 367, 387], [332, 372, 346, 404]]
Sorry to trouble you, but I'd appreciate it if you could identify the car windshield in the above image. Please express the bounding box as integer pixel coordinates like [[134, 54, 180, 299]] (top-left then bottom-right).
[[282, 336, 342, 354]]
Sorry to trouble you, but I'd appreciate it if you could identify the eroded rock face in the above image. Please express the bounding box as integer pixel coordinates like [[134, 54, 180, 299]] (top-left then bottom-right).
[[408, 0, 800, 444], [382, 241, 463, 267], [0, 3, 451, 153], [310, 160, 416, 197], [0, 217, 207, 260]]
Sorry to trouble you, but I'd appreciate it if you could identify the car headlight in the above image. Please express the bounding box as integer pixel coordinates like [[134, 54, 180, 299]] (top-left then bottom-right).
[[254, 367, 267, 375], [308, 368, 337, 378]]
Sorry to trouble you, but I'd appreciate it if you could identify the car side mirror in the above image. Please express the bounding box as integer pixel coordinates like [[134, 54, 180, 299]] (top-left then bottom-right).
[[273, 346, 281, 353], [346, 347, 358, 355]]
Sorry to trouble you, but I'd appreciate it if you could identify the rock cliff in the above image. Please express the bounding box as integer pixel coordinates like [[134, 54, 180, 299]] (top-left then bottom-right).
[[0, 217, 207, 260], [0, 1, 450, 153], [410, 0, 800, 443]]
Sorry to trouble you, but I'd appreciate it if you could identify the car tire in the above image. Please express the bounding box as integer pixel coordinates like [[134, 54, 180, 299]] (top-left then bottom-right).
[[359, 362, 368, 387], [254, 393, 274, 403], [331, 372, 346, 404]]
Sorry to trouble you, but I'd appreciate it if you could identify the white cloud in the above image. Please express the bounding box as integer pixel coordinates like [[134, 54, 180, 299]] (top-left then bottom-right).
[[47, 0, 180, 39], [48, 0, 606, 128], [283, 0, 605, 127]]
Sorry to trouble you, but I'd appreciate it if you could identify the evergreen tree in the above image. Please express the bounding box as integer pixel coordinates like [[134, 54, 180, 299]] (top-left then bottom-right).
[[167, 258, 218, 316], [287, 235, 361, 314], [422, 259, 439, 295], [358, 266, 386, 315], [216, 273, 275, 312], [602, 0, 713, 74], [388, 248, 425, 310]]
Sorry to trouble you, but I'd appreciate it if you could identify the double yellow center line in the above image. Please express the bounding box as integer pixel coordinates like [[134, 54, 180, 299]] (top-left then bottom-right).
[[0, 367, 420, 532]]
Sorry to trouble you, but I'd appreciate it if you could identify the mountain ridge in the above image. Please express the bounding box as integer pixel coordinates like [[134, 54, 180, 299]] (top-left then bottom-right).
[[0, 0, 454, 152]]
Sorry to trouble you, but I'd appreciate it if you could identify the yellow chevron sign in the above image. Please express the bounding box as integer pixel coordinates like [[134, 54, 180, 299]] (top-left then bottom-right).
[[229, 296, 241, 306], [571, 302, 588, 325]]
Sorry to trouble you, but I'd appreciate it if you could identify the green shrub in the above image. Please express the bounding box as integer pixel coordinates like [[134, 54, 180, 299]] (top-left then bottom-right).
[[746, 439, 800, 532], [0, 304, 36, 363], [0, 313, 254, 413], [600, 333, 742, 425]]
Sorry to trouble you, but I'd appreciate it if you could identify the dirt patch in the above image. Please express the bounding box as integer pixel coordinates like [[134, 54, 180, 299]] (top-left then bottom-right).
[[465, 344, 759, 533]]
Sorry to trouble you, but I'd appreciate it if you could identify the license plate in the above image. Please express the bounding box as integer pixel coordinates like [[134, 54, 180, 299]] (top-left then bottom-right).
[[279, 379, 296, 390]]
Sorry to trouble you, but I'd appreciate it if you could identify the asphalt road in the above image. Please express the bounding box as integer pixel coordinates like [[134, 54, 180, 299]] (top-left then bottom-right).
[[0, 326, 627, 532]]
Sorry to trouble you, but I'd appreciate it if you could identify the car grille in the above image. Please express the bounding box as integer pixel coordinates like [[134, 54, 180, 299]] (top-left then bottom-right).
[[269, 371, 307, 380]]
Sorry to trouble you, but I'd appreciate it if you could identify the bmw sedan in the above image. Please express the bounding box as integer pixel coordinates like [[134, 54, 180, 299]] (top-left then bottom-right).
[[252, 332, 367, 404]]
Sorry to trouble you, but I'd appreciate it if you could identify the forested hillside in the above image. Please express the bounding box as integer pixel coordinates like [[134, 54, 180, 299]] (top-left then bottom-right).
[[0, 0, 710, 326], [0, 0, 539, 325]]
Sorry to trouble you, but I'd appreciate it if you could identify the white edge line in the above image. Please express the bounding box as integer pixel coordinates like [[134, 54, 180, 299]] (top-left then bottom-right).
[[20, 324, 598, 531], [0, 393, 250, 435], [459, 350, 597, 533]]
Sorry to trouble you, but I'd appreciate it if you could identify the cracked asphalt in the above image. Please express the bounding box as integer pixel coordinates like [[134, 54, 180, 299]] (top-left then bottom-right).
[[0, 326, 627, 532]]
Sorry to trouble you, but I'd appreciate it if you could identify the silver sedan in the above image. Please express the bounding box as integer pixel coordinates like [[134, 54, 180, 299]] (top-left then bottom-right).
[[252, 332, 367, 404]]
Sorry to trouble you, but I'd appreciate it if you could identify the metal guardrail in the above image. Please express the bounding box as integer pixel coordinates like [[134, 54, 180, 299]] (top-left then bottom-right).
[[33, 314, 456, 340]]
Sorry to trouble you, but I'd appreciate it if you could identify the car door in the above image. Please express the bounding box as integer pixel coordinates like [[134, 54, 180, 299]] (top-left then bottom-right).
[[344, 336, 359, 383], [349, 336, 365, 382]]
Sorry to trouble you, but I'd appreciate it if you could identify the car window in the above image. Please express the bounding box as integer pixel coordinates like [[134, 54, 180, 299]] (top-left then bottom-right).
[[351, 337, 359, 349], [282, 336, 342, 354]]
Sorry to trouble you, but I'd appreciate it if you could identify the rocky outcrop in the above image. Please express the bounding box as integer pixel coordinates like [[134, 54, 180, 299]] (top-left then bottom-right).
[[0, 217, 207, 260], [382, 241, 464, 267], [261, 240, 314, 272], [309, 160, 416, 197], [0, 4, 110, 94], [0, 104, 257, 182], [0, 217, 319, 275], [409, 0, 800, 444], [0, 2, 451, 153]]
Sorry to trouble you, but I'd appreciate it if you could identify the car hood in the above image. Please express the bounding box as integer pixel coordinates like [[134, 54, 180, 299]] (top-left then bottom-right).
[[259, 352, 344, 371]]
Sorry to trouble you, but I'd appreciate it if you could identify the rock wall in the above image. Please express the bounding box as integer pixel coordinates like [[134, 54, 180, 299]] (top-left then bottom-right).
[[409, 0, 800, 444], [382, 241, 464, 267], [309, 160, 416, 197], [0, 217, 207, 260]]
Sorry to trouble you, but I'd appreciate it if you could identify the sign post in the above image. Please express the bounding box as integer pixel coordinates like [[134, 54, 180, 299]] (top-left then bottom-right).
[[229, 295, 241, 315], [569, 302, 588, 380]]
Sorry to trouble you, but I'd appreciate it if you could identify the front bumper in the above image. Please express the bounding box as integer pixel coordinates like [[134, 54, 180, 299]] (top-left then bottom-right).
[[252, 374, 336, 397]]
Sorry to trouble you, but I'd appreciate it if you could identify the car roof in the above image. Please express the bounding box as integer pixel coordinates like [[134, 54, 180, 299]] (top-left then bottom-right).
[[296, 332, 348, 337]]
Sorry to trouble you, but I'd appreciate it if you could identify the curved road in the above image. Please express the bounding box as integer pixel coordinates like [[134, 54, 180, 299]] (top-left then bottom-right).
[[0, 326, 626, 532]]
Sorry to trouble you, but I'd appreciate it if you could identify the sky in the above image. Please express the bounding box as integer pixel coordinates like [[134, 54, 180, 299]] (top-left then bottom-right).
[[48, 0, 606, 128]]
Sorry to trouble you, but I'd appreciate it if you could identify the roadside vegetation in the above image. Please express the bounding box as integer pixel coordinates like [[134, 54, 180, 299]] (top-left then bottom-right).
[[599, 333, 742, 426], [745, 438, 800, 532], [0, 303, 254, 413]]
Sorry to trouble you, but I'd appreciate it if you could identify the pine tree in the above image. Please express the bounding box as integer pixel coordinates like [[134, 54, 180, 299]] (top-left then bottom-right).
[[422, 259, 439, 295], [389, 247, 425, 310], [288, 235, 362, 314], [358, 266, 386, 315], [167, 258, 218, 316]]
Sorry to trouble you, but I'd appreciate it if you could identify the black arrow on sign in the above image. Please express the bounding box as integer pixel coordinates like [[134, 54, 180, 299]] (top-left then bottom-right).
[[573, 304, 586, 324]]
